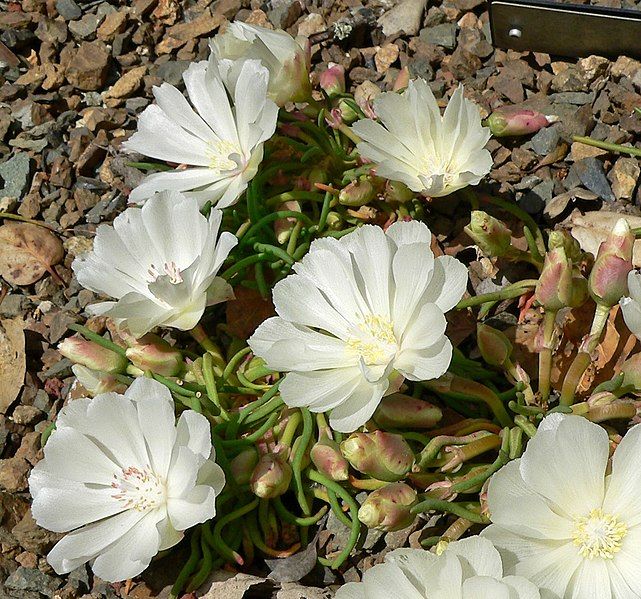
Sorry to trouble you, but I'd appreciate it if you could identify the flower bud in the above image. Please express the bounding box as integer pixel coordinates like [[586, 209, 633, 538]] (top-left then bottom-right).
[[72, 365, 126, 396], [589, 218, 634, 307], [548, 230, 582, 262], [620, 353, 641, 392], [477, 323, 513, 367], [393, 67, 410, 92], [337, 98, 359, 124], [319, 63, 345, 98], [339, 178, 377, 207], [373, 394, 442, 429], [384, 180, 414, 204], [231, 447, 259, 486], [310, 435, 349, 481], [250, 452, 293, 498], [535, 247, 574, 311], [486, 107, 555, 137], [465, 211, 512, 257], [274, 200, 302, 244], [325, 211, 343, 230], [59, 336, 128, 373], [340, 431, 414, 482], [125, 333, 184, 377], [357, 483, 418, 531]]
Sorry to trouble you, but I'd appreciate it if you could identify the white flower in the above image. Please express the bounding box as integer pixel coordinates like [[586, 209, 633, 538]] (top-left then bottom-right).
[[73, 191, 237, 338], [335, 536, 541, 599], [620, 270, 641, 340], [248, 221, 468, 433], [352, 82, 492, 198], [123, 55, 278, 206], [483, 413, 641, 599], [210, 21, 311, 106], [29, 378, 225, 582]]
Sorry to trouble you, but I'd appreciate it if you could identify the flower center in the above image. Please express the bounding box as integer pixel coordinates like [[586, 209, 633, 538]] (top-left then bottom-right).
[[148, 261, 183, 285], [207, 139, 241, 171], [111, 466, 166, 512], [572, 509, 627, 559], [347, 314, 397, 365]]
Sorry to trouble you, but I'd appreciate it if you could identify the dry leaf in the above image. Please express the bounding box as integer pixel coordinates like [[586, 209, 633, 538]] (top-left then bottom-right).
[[225, 286, 276, 340], [0, 222, 64, 285], [0, 317, 26, 414], [567, 211, 641, 266]]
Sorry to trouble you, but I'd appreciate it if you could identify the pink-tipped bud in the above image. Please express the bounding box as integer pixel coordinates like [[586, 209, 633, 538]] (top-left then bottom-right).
[[310, 435, 349, 481], [589, 218, 634, 307], [373, 394, 442, 429], [59, 335, 128, 373], [357, 482, 418, 531], [274, 200, 302, 244], [72, 365, 126, 396], [125, 333, 184, 377], [535, 247, 574, 311], [548, 230, 582, 262], [250, 452, 292, 498], [338, 178, 378, 207], [465, 211, 513, 257], [393, 67, 410, 92], [486, 107, 554, 137], [319, 63, 345, 98], [384, 180, 414, 204], [325, 211, 343, 230], [477, 323, 513, 367], [231, 447, 259, 486], [340, 431, 414, 482], [620, 353, 641, 392], [337, 98, 359, 124], [325, 108, 343, 129]]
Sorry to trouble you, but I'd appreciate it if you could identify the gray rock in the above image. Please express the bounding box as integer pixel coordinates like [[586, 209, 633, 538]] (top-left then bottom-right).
[[572, 157, 615, 201], [69, 13, 101, 39], [156, 60, 192, 86], [521, 180, 555, 213], [5, 567, 62, 595], [378, 0, 427, 36], [531, 125, 561, 155], [56, 0, 82, 20], [548, 91, 595, 105], [0, 153, 32, 200], [420, 23, 458, 49]]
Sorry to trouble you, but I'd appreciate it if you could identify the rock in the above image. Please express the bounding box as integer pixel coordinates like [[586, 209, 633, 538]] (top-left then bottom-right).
[[5, 567, 62, 595], [65, 41, 110, 90], [572, 157, 615, 201], [165, 10, 224, 42], [0, 153, 32, 200], [570, 141, 608, 161], [11, 405, 43, 426], [97, 11, 127, 41], [297, 13, 326, 38], [56, 0, 81, 20], [12, 510, 63, 554], [156, 60, 191, 86], [377, 0, 427, 37], [104, 65, 146, 100], [374, 43, 399, 73], [68, 13, 100, 39], [521, 179, 554, 213], [531, 125, 561, 155], [0, 457, 30, 492], [213, 0, 242, 19], [420, 23, 457, 49], [453, 0, 485, 9], [577, 55, 609, 83], [608, 157, 640, 201], [268, 0, 303, 29]]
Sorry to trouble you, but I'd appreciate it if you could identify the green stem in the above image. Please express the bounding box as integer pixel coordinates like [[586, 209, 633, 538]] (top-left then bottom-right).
[[67, 323, 127, 356], [189, 324, 226, 374], [456, 280, 537, 310], [411, 497, 489, 524], [572, 135, 641, 158], [538, 309, 558, 403]]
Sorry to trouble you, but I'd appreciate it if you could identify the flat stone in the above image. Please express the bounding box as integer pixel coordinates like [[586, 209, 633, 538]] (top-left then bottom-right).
[[572, 157, 616, 201], [570, 141, 608, 161], [69, 13, 100, 39], [609, 157, 640, 201], [156, 60, 191, 86], [419, 23, 457, 49], [5, 567, 62, 595], [531, 125, 561, 155], [378, 0, 427, 36], [0, 153, 32, 200], [56, 0, 81, 20], [104, 65, 146, 100], [521, 179, 554, 214], [65, 41, 110, 90], [165, 10, 224, 42], [375, 43, 400, 73], [97, 10, 127, 41]]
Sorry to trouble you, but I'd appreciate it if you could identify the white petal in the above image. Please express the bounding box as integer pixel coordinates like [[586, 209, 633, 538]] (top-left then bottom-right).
[[279, 367, 363, 412], [360, 562, 425, 599], [423, 255, 469, 312], [461, 576, 510, 599], [166, 484, 217, 530], [175, 410, 212, 462], [447, 536, 503, 579], [386, 220, 432, 247], [166, 445, 199, 498], [152, 82, 215, 142], [611, 525, 641, 595], [100, 292, 172, 338], [196, 459, 226, 495], [569, 559, 612, 599], [334, 583, 366, 599], [395, 336, 452, 382], [128, 168, 223, 205], [328, 379, 388, 433], [502, 576, 542, 599], [620, 295, 641, 340]]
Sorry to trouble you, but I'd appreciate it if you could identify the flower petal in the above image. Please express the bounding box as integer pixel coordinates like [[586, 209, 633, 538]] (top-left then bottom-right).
[[328, 379, 388, 433]]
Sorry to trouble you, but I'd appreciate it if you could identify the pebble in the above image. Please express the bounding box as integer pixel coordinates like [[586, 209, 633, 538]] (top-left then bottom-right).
[[5, 566, 62, 596], [156, 60, 191, 86], [608, 156, 640, 201], [55, 0, 82, 20], [0, 153, 32, 200], [378, 0, 427, 36], [419, 23, 457, 49], [530, 125, 561, 155], [572, 157, 616, 201], [68, 13, 101, 39], [65, 41, 110, 90]]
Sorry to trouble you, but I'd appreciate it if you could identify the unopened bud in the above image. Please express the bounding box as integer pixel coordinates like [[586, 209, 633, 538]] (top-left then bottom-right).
[[250, 452, 292, 498], [337, 98, 359, 124], [357, 482, 418, 531], [59, 336, 128, 373], [319, 63, 345, 97], [477, 323, 513, 367], [339, 178, 377, 207], [486, 107, 555, 137], [465, 211, 512, 257], [125, 333, 184, 377], [310, 435, 349, 481], [620, 353, 641, 392], [373, 394, 442, 429], [384, 180, 414, 204], [340, 431, 413, 482], [535, 247, 574, 311], [325, 211, 343, 230], [548, 230, 582, 262], [72, 365, 126, 396], [274, 200, 302, 244], [589, 218, 634, 307], [393, 66, 410, 92], [231, 448, 259, 486]]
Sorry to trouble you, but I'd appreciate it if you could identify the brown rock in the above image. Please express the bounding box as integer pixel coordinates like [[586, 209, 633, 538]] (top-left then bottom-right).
[[12, 510, 63, 555], [375, 43, 400, 73], [165, 10, 224, 42], [65, 41, 110, 91], [609, 157, 640, 201], [11, 406, 43, 426], [213, 0, 242, 19], [97, 11, 127, 41], [570, 141, 607, 161], [104, 65, 146, 100], [0, 457, 30, 492]]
